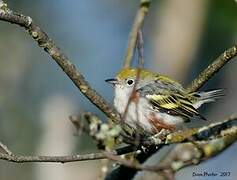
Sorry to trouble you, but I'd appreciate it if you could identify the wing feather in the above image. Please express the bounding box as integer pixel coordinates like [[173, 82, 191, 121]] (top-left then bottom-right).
[[139, 77, 206, 121]]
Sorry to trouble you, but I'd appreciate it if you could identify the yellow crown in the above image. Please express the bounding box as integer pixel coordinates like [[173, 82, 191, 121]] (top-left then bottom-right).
[[116, 68, 157, 80]]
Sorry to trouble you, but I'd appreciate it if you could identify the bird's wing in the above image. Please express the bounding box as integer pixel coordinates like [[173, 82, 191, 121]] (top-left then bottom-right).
[[138, 77, 206, 121]]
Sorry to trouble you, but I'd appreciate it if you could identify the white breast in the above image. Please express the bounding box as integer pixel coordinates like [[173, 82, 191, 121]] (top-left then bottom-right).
[[113, 86, 184, 134], [114, 86, 154, 133]]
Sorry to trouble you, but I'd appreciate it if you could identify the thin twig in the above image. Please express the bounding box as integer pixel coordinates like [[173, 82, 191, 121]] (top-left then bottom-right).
[[0, 141, 12, 155], [0, 2, 120, 122], [103, 151, 170, 172], [134, 29, 146, 145], [121, 68, 142, 122], [121, 30, 145, 122], [137, 29, 145, 66], [120, 29, 145, 145], [0, 144, 135, 163], [123, 0, 150, 68], [186, 45, 237, 92], [0, 152, 107, 163], [122, 29, 145, 118]]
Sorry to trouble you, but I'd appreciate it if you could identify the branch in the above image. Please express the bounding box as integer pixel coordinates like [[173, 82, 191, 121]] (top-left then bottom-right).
[[123, 0, 150, 68], [1, 116, 235, 164], [134, 130, 237, 180], [0, 144, 135, 163], [0, 152, 107, 163], [71, 113, 123, 150], [137, 30, 145, 66], [0, 2, 120, 121], [143, 126, 237, 179], [186, 45, 237, 92], [105, 116, 237, 179], [104, 151, 170, 172], [0, 141, 12, 155]]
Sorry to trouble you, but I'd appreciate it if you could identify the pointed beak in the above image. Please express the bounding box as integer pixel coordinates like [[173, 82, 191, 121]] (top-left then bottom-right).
[[105, 78, 118, 85]]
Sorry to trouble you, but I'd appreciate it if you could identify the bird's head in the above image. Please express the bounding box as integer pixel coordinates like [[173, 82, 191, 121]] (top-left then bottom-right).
[[105, 68, 157, 95]]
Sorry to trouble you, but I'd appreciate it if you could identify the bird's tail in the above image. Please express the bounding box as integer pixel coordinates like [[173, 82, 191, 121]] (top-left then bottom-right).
[[191, 89, 224, 109]]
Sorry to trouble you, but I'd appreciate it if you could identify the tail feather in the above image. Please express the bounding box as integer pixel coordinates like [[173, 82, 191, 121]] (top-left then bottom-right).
[[192, 89, 224, 109], [198, 89, 225, 101]]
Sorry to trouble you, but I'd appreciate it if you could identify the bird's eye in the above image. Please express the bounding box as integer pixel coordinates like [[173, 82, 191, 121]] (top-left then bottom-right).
[[126, 79, 134, 85]]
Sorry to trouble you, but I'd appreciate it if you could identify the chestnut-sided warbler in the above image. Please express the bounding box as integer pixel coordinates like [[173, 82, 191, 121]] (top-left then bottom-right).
[[106, 68, 224, 135]]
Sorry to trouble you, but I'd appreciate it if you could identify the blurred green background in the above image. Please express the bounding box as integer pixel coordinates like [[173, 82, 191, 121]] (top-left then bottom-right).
[[0, 0, 236, 180]]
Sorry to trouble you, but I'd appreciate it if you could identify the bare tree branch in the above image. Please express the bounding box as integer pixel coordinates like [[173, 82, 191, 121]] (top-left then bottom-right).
[[0, 116, 235, 164], [123, 0, 150, 68], [0, 141, 12, 155], [0, 144, 135, 163], [137, 30, 145, 66], [0, 152, 107, 163], [186, 45, 237, 92], [0, 2, 120, 122], [103, 151, 170, 172]]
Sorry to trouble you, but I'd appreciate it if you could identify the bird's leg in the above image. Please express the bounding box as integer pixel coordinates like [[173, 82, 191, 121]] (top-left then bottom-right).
[[153, 129, 171, 140], [144, 129, 172, 146]]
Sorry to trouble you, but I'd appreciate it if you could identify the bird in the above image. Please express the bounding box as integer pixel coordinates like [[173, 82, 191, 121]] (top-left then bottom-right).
[[105, 68, 224, 136]]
